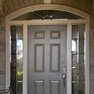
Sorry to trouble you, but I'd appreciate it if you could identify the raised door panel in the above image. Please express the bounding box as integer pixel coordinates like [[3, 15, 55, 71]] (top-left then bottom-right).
[[34, 44, 45, 72], [50, 44, 60, 72], [50, 81, 60, 94], [34, 80, 44, 94]]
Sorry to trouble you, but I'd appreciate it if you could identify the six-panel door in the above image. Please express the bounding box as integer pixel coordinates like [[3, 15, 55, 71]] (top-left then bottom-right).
[[28, 25, 67, 94]]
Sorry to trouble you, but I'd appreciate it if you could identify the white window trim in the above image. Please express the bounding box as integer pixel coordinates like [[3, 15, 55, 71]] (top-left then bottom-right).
[[6, 4, 90, 94]]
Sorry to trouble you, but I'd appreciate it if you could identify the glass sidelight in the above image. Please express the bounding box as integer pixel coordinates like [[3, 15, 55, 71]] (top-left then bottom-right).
[[72, 24, 85, 94], [10, 25, 23, 94]]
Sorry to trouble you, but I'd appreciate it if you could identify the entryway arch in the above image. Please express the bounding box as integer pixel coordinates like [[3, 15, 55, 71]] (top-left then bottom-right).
[[6, 4, 90, 94], [6, 4, 89, 20]]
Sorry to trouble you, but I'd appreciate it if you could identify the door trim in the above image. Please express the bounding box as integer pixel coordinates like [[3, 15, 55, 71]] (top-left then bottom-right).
[[67, 23, 72, 94], [6, 4, 90, 94]]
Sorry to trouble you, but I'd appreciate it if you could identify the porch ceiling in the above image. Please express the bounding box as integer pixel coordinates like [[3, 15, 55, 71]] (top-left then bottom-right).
[[0, 0, 93, 16]]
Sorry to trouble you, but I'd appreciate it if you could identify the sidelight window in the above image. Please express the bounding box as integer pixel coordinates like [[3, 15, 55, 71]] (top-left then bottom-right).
[[10, 25, 23, 94], [72, 24, 85, 94]]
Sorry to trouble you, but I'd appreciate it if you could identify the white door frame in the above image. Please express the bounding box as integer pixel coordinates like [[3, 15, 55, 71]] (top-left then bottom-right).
[[6, 4, 90, 94]]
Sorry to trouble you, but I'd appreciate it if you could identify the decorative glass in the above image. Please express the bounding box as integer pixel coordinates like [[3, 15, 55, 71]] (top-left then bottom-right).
[[10, 25, 23, 94], [72, 84, 79, 94], [72, 68, 78, 83], [72, 24, 85, 94], [12, 10, 84, 20]]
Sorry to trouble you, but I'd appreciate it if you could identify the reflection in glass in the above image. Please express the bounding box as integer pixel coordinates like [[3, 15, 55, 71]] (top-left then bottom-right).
[[72, 54, 79, 68], [72, 40, 76, 52], [72, 84, 79, 94], [72, 83, 85, 94], [79, 24, 85, 39], [72, 40, 79, 54], [79, 55, 85, 68], [72, 24, 85, 94], [10, 26, 16, 94], [79, 84, 85, 94], [17, 68, 23, 81], [72, 69, 78, 83], [10, 25, 23, 94], [79, 68, 85, 82], [79, 40, 84, 53], [16, 82, 23, 94], [72, 25, 78, 39], [16, 26, 23, 94]]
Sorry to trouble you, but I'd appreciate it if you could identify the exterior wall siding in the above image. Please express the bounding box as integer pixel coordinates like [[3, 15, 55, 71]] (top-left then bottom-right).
[[0, 18, 5, 90], [90, 11, 94, 94]]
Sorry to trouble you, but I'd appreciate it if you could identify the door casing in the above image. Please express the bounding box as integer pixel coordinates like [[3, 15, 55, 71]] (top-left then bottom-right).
[[5, 4, 90, 94]]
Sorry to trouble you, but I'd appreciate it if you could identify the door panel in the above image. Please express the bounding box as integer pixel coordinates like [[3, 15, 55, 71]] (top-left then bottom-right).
[[28, 25, 67, 94], [50, 44, 60, 72], [34, 44, 45, 72]]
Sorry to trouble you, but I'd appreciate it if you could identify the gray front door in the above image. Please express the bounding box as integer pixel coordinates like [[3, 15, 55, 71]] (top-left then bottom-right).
[[28, 25, 67, 94]]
